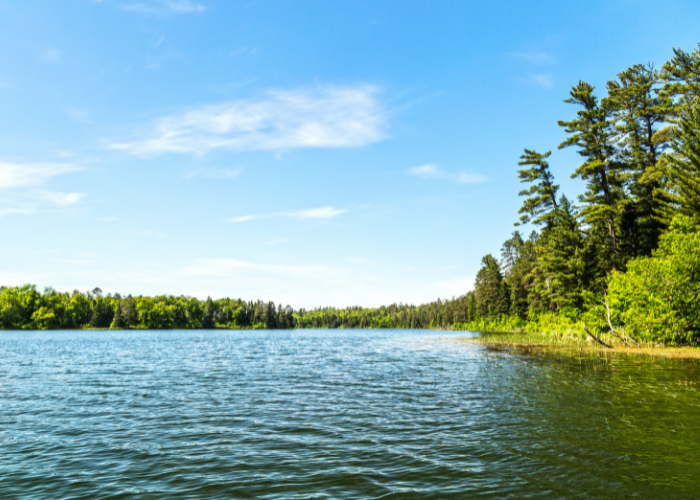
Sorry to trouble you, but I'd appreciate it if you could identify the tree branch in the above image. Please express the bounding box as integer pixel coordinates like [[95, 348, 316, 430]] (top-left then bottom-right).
[[584, 323, 612, 348], [603, 288, 631, 347]]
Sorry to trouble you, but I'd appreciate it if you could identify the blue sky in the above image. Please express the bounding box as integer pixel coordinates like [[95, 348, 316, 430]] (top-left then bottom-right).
[[1, 0, 699, 308]]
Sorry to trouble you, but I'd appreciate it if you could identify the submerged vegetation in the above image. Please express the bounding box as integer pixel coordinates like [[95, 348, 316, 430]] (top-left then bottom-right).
[[2, 44, 700, 345]]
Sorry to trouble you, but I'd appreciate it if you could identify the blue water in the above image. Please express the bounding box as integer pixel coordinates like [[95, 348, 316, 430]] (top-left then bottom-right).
[[1, 329, 699, 499]]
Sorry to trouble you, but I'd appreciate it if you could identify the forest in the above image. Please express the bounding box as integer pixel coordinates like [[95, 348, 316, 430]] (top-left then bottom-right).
[[1, 43, 699, 343]]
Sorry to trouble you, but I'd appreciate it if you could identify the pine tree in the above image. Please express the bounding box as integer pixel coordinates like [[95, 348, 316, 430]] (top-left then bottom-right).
[[515, 149, 559, 226], [662, 44, 700, 107], [500, 231, 524, 277], [658, 101, 700, 223], [608, 63, 673, 256], [474, 254, 509, 318], [110, 300, 124, 329], [505, 231, 537, 319], [558, 81, 623, 258], [537, 196, 588, 310]]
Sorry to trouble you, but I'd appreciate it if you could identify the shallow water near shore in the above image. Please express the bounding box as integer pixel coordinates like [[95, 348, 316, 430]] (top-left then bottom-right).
[[1, 329, 699, 499]]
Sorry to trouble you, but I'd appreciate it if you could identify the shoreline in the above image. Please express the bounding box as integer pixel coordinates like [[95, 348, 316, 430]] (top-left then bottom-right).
[[457, 330, 700, 359]]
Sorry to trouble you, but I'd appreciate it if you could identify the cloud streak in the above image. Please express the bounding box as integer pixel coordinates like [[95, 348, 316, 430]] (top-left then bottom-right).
[[111, 85, 386, 156], [0, 162, 83, 189], [229, 206, 347, 223], [185, 167, 242, 179], [510, 51, 555, 66], [121, 0, 206, 14], [408, 164, 486, 184], [0, 162, 84, 216]]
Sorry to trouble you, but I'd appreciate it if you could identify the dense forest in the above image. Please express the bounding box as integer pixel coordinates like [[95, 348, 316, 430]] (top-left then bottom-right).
[[2, 43, 700, 343]]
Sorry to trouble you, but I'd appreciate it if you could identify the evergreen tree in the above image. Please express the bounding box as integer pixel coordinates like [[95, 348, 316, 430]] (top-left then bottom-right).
[[474, 254, 509, 318], [515, 149, 559, 226], [506, 231, 537, 319], [500, 231, 524, 277], [662, 44, 700, 106], [608, 63, 674, 256], [659, 100, 700, 223], [537, 196, 588, 310], [559, 81, 623, 258]]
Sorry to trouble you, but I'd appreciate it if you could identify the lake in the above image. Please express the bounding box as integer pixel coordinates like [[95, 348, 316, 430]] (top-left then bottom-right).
[[1, 329, 699, 499]]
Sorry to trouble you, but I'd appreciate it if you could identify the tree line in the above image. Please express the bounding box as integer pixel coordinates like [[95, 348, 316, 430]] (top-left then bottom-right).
[[0, 286, 294, 330]]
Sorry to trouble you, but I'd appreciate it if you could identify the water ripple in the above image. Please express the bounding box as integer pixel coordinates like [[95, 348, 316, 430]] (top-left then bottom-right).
[[1, 329, 699, 499]]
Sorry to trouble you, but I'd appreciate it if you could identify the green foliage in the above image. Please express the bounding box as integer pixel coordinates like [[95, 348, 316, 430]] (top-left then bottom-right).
[[608, 63, 672, 256], [558, 81, 623, 257], [658, 100, 700, 224], [516, 149, 559, 226], [607, 215, 700, 344], [0, 288, 294, 331]]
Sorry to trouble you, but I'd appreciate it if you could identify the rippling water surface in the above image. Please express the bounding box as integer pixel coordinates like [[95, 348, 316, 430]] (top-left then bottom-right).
[[1, 329, 700, 499]]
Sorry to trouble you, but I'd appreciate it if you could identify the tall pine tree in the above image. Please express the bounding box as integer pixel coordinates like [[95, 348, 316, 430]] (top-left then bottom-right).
[[515, 149, 559, 226]]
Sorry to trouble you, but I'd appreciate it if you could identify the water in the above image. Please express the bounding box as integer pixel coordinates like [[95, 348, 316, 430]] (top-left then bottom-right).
[[1, 329, 699, 499]]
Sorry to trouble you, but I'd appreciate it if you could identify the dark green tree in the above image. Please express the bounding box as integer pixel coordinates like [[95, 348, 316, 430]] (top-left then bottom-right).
[[608, 63, 673, 256], [559, 81, 623, 259], [515, 149, 559, 226], [659, 100, 700, 223], [474, 254, 509, 318]]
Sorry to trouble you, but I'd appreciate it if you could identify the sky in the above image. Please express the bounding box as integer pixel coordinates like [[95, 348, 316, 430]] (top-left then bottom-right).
[[1, 0, 699, 308]]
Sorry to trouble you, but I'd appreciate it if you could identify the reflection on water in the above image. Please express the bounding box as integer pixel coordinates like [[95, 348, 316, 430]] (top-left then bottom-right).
[[0, 329, 698, 499]]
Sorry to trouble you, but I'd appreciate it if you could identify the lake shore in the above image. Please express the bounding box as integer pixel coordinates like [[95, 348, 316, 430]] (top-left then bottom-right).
[[457, 330, 700, 359]]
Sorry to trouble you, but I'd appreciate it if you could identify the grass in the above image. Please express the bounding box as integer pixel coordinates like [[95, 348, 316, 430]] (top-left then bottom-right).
[[457, 329, 700, 359]]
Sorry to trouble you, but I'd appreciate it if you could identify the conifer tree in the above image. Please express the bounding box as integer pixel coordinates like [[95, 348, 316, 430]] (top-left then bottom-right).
[[662, 44, 700, 106], [536, 196, 588, 310], [515, 149, 559, 226], [608, 63, 673, 256], [659, 101, 700, 223], [558, 81, 623, 257], [474, 254, 509, 318]]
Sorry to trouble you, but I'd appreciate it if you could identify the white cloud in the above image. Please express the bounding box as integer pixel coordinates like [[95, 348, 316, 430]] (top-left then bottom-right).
[[510, 51, 555, 66], [179, 257, 474, 308], [0, 162, 82, 189], [43, 49, 62, 64], [528, 73, 554, 89], [110, 85, 386, 156], [121, 0, 206, 14], [185, 167, 242, 179], [229, 206, 347, 223], [0, 162, 84, 216], [36, 191, 84, 206], [408, 164, 486, 184], [409, 164, 439, 177], [65, 107, 92, 124], [0, 208, 32, 217]]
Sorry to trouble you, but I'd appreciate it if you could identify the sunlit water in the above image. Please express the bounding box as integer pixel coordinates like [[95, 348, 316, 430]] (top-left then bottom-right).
[[1, 329, 699, 499]]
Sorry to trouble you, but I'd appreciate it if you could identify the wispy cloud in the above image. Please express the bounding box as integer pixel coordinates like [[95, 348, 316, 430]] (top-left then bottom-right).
[[0, 162, 82, 189], [510, 51, 555, 66], [408, 164, 486, 184], [0, 162, 84, 216], [43, 48, 62, 64], [110, 85, 386, 156], [0, 208, 32, 217], [186, 258, 325, 277], [185, 167, 242, 179], [229, 206, 347, 223], [35, 191, 84, 206], [121, 0, 206, 14], [64, 107, 92, 124], [528, 73, 554, 89]]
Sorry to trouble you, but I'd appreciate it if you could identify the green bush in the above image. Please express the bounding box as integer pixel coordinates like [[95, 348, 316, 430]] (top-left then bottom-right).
[[607, 215, 700, 344]]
